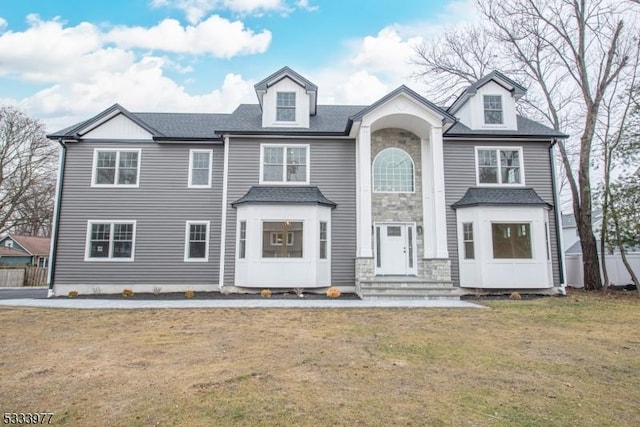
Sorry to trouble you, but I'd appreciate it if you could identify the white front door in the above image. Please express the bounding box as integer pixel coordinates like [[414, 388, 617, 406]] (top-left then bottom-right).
[[375, 223, 417, 275]]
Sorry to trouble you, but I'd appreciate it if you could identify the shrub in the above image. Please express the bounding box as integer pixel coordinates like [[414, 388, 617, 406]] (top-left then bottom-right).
[[185, 290, 195, 299], [153, 286, 162, 296], [509, 292, 522, 300], [68, 290, 78, 298], [122, 288, 134, 297], [326, 287, 341, 298], [260, 289, 272, 298]]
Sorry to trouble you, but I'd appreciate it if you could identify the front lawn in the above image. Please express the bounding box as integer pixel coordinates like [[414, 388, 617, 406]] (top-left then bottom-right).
[[0, 290, 638, 426]]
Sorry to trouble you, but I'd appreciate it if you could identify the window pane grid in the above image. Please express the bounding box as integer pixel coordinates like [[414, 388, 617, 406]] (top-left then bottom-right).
[[373, 148, 414, 192], [262, 146, 307, 183], [187, 223, 208, 259], [320, 221, 327, 259], [483, 95, 503, 124], [88, 222, 134, 259], [190, 151, 211, 186], [277, 92, 296, 121], [478, 149, 522, 184], [95, 150, 139, 185], [463, 223, 474, 260]]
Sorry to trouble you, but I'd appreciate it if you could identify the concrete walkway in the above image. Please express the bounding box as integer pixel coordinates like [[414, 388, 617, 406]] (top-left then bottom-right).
[[0, 296, 484, 309]]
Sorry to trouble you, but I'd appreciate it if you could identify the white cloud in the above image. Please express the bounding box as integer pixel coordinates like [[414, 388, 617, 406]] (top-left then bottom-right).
[[296, 0, 318, 12], [351, 28, 423, 80], [106, 16, 271, 57], [151, 0, 291, 23], [0, 17, 7, 31]]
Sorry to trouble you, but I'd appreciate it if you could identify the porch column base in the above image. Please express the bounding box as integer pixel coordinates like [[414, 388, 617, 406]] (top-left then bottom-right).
[[355, 257, 375, 296], [422, 259, 451, 282]]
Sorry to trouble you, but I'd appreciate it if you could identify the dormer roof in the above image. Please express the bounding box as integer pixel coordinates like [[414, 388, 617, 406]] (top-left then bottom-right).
[[254, 66, 318, 115], [448, 70, 527, 115]]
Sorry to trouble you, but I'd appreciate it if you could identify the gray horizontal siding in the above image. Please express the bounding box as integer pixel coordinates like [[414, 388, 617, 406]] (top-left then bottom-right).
[[224, 138, 356, 286], [55, 142, 223, 285], [443, 140, 560, 286]]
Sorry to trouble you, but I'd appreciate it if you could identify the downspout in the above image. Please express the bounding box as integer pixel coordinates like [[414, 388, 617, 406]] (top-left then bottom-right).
[[549, 138, 566, 295], [47, 138, 67, 297]]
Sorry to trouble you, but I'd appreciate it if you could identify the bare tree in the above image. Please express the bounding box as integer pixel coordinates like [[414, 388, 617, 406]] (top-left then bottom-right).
[[0, 106, 57, 236], [412, 0, 638, 290]]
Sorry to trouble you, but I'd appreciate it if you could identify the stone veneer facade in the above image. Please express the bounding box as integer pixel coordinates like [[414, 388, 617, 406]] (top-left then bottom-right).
[[355, 127, 452, 290]]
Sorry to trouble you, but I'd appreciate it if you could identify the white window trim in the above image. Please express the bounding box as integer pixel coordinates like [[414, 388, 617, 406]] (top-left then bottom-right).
[[259, 144, 311, 185], [184, 220, 210, 262], [270, 232, 284, 246], [475, 146, 525, 187], [84, 220, 137, 262], [462, 222, 474, 260], [91, 148, 142, 188], [482, 94, 505, 126], [4, 240, 13, 248], [276, 91, 297, 123], [372, 147, 416, 194], [188, 149, 213, 188], [319, 221, 329, 260]]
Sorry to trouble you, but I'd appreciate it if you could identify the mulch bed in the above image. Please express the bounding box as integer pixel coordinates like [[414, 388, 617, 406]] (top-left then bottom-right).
[[62, 291, 360, 301]]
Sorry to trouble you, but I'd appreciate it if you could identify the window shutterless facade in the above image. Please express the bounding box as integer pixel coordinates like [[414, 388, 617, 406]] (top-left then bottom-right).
[[372, 148, 415, 192], [92, 149, 141, 187], [476, 147, 523, 185], [85, 221, 136, 261], [463, 222, 474, 259], [262, 221, 303, 258], [492, 223, 532, 259], [483, 95, 503, 124], [319, 221, 327, 259], [260, 144, 309, 184], [184, 221, 210, 262], [276, 92, 296, 122], [188, 149, 213, 188]]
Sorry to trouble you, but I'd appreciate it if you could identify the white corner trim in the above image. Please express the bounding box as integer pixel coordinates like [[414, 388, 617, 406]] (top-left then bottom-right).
[[187, 148, 213, 188], [218, 136, 230, 289]]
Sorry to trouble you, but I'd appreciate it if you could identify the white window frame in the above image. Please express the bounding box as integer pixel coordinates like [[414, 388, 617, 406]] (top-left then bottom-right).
[[259, 144, 310, 185], [188, 149, 213, 188], [483, 94, 504, 125], [4, 240, 12, 248], [84, 220, 137, 262], [276, 91, 296, 123], [475, 146, 525, 187], [491, 221, 534, 259], [184, 221, 210, 262], [91, 149, 141, 188], [372, 147, 416, 193], [462, 222, 474, 260], [238, 220, 247, 259]]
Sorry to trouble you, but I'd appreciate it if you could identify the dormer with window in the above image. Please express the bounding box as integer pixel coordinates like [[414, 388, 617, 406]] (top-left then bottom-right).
[[254, 66, 318, 128], [448, 71, 525, 131]]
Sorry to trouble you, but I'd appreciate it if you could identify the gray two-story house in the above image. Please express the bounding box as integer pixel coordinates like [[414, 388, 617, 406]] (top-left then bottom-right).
[[47, 67, 566, 298]]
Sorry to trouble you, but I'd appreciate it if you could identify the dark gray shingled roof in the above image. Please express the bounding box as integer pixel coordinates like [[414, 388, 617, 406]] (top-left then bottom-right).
[[464, 70, 527, 96], [231, 186, 336, 208], [254, 66, 318, 92], [451, 187, 551, 209], [135, 112, 230, 139], [445, 115, 567, 138], [219, 104, 366, 134]]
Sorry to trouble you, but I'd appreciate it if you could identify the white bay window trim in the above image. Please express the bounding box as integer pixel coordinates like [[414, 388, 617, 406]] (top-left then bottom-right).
[[91, 148, 141, 188], [184, 221, 210, 262], [84, 220, 137, 262], [259, 143, 310, 185], [475, 146, 525, 187], [188, 149, 213, 188]]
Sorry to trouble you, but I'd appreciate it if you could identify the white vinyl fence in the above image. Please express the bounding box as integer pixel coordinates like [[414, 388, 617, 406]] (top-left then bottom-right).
[[566, 253, 640, 288]]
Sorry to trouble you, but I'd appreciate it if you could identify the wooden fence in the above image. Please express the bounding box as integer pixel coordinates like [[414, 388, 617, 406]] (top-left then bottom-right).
[[0, 267, 48, 287]]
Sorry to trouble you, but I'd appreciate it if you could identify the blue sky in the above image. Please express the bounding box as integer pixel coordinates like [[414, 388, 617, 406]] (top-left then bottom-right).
[[0, 0, 477, 131]]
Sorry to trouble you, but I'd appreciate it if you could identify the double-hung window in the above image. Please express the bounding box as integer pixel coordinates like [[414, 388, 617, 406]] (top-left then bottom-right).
[[189, 149, 213, 188], [462, 223, 474, 260], [319, 222, 328, 259], [86, 221, 136, 261], [92, 149, 141, 187], [483, 95, 503, 124], [185, 221, 209, 262], [477, 148, 523, 185], [276, 92, 296, 122], [261, 144, 309, 184]]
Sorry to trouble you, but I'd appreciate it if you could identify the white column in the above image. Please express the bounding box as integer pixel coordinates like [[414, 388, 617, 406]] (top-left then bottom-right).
[[357, 125, 373, 258], [421, 137, 435, 258], [431, 126, 449, 258]]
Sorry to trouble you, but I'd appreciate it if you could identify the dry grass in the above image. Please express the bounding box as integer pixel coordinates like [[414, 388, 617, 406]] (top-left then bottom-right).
[[0, 290, 638, 426]]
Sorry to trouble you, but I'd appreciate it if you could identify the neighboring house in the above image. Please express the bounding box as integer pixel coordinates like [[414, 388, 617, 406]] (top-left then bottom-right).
[[0, 234, 51, 267], [562, 210, 602, 254], [47, 67, 567, 297]]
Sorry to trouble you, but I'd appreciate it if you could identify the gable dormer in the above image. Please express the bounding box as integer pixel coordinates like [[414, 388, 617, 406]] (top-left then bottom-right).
[[254, 66, 318, 129], [448, 71, 526, 132]]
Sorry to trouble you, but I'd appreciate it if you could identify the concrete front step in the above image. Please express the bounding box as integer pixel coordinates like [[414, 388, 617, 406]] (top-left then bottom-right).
[[361, 294, 461, 301], [358, 277, 461, 300]]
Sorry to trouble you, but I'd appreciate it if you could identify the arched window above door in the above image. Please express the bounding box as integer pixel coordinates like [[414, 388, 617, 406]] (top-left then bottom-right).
[[372, 148, 415, 192]]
